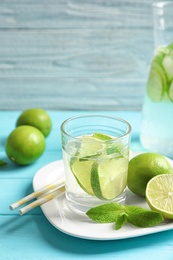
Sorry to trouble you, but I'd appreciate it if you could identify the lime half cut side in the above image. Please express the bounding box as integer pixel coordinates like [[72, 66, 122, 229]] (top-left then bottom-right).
[[147, 61, 167, 102], [146, 174, 173, 219], [90, 157, 128, 200]]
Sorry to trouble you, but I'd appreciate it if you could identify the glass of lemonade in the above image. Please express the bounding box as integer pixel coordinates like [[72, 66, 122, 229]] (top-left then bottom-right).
[[61, 115, 131, 213], [140, 2, 173, 158]]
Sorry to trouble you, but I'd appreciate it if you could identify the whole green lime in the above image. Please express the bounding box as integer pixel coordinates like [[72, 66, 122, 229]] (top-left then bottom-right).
[[5, 125, 46, 165], [127, 152, 172, 197], [16, 108, 52, 137]]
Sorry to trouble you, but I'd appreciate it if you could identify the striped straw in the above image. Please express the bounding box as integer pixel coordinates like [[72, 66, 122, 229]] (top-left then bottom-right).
[[19, 186, 65, 215], [9, 178, 65, 211]]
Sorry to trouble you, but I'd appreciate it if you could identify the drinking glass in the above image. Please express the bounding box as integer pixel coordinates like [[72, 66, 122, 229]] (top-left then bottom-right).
[[140, 1, 173, 158], [61, 115, 131, 213]]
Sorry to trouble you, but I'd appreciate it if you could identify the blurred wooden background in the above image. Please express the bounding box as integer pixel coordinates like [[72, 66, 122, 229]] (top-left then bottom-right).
[[0, 0, 158, 110]]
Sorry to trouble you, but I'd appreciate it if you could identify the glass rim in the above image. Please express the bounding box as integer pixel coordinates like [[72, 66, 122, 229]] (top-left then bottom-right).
[[153, 1, 173, 8], [60, 114, 132, 140]]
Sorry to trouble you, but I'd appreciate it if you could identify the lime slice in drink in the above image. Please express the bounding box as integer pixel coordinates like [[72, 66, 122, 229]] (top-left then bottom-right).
[[70, 133, 126, 197], [147, 61, 167, 102], [93, 132, 123, 157], [168, 80, 173, 101], [146, 174, 173, 219], [70, 135, 104, 195], [78, 135, 104, 159], [93, 132, 112, 140], [90, 158, 128, 200], [162, 55, 173, 81], [71, 159, 94, 195]]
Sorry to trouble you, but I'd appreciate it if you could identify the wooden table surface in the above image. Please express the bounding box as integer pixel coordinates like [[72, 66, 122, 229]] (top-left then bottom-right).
[[1, 110, 173, 260], [0, 0, 157, 111]]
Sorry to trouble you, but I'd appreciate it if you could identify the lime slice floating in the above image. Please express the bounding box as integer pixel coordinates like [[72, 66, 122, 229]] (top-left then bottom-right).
[[147, 61, 167, 102], [93, 132, 112, 140], [78, 135, 104, 159], [146, 174, 173, 219], [71, 159, 94, 195], [90, 158, 128, 200], [70, 135, 104, 195], [162, 55, 173, 81], [93, 132, 123, 157], [70, 133, 127, 197], [168, 80, 173, 101]]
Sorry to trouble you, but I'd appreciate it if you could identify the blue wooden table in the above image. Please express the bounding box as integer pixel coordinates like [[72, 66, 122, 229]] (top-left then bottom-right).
[[1, 110, 173, 260]]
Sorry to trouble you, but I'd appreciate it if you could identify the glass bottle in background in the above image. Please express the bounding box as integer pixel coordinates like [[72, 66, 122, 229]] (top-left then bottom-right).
[[140, 1, 173, 158]]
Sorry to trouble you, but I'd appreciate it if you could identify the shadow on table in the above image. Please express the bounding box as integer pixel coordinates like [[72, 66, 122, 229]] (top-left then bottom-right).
[[33, 215, 173, 256]]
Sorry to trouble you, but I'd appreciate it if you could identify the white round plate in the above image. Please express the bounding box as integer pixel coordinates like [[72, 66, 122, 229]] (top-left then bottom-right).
[[33, 154, 173, 240]]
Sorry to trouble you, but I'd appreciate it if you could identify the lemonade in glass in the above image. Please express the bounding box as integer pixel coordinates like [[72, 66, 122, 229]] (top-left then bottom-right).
[[61, 115, 131, 213]]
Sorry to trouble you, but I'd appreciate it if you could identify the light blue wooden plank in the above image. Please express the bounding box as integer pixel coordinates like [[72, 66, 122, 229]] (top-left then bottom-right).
[[0, 0, 155, 29], [0, 150, 62, 178], [0, 0, 156, 110], [1, 110, 173, 260], [0, 179, 42, 215], [1, 215, 173, 260]]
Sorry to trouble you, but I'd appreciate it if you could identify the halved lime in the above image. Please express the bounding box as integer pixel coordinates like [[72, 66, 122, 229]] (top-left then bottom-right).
[[146, 174, 173, 219], [90, 158, 128, 200], [147, 61, 167, 102]]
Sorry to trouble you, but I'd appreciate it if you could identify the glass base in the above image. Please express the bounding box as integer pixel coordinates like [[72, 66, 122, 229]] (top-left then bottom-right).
[[65, 187, 127, 214]]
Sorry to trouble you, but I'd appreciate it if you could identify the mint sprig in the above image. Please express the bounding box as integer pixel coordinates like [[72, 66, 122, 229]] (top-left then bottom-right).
[[86, 202, 164, 230]]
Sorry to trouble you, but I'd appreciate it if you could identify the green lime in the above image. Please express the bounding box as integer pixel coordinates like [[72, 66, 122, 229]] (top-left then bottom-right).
[[5, 125, 46, 165], [127, 152, 172, 197], [16, 108, 52, 137], [146, 174, 173, 219], [90, 158, 128, 200]]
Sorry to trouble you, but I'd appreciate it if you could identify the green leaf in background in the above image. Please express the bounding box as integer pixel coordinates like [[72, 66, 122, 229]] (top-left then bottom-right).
[[0, 160, 7, 167]]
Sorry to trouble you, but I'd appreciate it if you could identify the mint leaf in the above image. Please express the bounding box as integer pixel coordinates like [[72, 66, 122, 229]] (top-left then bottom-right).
[[86, 202, 164, 230], [125, 205, 164, 227], [86, 202, 124, 223], [0, 160, 7, 167], [115, 213, 128, 230]]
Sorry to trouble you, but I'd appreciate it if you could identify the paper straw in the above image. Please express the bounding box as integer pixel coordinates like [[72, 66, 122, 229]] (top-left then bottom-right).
[[9, 178, 65, 211], [19, 186, 65, 215]]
